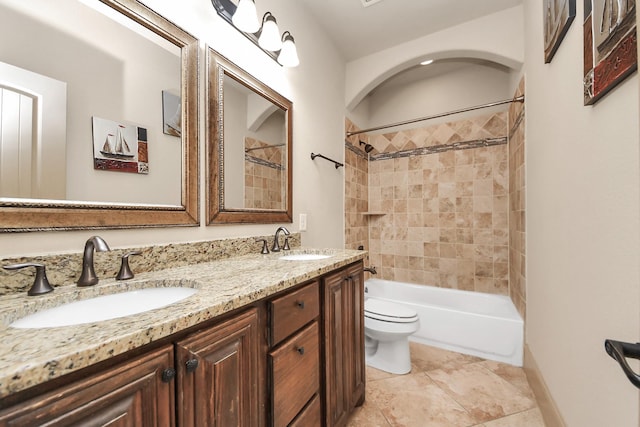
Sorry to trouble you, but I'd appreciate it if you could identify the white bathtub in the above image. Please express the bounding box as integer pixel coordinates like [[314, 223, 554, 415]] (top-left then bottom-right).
[[364, 278, 524, 366]]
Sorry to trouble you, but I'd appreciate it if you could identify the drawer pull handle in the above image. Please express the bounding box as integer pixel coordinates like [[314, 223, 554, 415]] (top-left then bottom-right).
[[296, 346, 305, 355], [186, 358, 199, 373], [161, 367, 176, 383], [296, 300, 305, 309]]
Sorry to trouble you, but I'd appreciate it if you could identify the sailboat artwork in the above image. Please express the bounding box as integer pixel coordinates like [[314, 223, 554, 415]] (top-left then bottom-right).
[[583, 0, 636, 105], [92, 116, 149, 174], [100, 126, 135, 159]]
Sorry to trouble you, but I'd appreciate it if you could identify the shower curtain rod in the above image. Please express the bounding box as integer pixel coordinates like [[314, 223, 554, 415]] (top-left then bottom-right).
[[245, 143, 285, 153], [346, 95, 524, 137]]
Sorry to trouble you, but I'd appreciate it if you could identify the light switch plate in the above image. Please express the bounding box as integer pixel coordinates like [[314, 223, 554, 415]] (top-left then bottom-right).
[[299, 213, 307, 231]]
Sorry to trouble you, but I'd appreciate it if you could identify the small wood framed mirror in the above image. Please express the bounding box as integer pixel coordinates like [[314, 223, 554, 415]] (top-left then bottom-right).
[[206, 47, 293, 224]]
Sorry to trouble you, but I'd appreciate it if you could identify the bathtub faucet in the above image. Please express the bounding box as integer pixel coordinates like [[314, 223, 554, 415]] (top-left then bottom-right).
[[364, 266, 377, 275]]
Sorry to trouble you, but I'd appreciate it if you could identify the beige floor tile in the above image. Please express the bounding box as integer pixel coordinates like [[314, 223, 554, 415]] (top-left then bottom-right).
[[347, 343, 543, 427], [427, 363, 536, 423], [475, 360, 536, 400], [410, 341, 483, 372], [482, 408, 545, 427], [367, 365, 397, 382], [366, 373, 477, 427], [346, 398, 392, 427]]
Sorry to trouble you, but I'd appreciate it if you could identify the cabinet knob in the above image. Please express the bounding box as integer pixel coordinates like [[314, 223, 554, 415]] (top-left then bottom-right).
[[296, 300, 305, 309], [161, 367, 176, 383], [185, 358, 199, 373], [296, 346, 305, 355]]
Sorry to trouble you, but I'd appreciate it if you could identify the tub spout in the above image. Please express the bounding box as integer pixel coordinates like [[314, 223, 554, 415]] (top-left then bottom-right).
[[364, 266, 377, 275]]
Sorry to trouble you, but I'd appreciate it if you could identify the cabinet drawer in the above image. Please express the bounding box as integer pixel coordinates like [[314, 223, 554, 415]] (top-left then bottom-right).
[[270, 280, 319, 346], [289, 393, 322, 427], [270, 321, 320, 427]]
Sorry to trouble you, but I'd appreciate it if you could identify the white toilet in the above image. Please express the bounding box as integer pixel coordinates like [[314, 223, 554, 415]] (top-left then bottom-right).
[[364, 297, 419, 375]]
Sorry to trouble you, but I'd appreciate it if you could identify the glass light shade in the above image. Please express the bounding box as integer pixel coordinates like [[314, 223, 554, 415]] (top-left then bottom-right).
[[278, 33, 299, 67], [258, 13, 282, 51], [232, 0, 260, 33]]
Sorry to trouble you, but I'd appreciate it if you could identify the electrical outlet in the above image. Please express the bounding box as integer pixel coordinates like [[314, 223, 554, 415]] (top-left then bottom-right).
[[299, 213, 307, 231]]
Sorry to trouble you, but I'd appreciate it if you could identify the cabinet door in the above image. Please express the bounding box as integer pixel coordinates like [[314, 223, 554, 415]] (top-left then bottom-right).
[[323, 268, 352, 427], [176, 307, 262, 427], [323, 262, 365, 427], [345, 262, 366, 408], [0, 345, 175, 427]]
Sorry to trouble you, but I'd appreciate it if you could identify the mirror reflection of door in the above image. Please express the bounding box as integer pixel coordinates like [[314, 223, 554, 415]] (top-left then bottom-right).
[[0, 61, 66, 200]]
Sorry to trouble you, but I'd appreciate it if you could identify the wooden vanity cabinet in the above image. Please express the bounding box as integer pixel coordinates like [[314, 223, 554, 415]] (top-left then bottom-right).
[[0, 261, 365, 427], [176, 307, 263, 427], [0, 345, 175, 426], [323, 261, 365, 427], [268, 280, 321, 427]]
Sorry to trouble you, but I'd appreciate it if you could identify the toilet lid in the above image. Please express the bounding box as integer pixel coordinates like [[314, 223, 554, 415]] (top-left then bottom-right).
[[365, 299, 418, 323]]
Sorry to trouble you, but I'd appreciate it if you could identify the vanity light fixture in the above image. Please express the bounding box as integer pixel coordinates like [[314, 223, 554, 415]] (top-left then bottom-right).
[[212, 0, 299, 67], [231, 0, 260, 33], [258, 12, 282, 51], [278, 31, 299, 67]]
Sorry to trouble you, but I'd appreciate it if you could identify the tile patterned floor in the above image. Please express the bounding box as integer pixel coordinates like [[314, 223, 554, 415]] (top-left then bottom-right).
[[347, 342, 545, 427]]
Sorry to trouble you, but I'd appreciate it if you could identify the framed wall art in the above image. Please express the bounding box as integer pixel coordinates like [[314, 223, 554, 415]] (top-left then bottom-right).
[[162, 90, 181, 137], [92, 116, 149, 174], [584, 0, 637, 105], [544, 0, 576, 63]]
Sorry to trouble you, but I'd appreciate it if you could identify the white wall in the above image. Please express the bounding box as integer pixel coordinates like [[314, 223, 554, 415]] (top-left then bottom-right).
[[0, 0, 346, 257], [345, 5, 524, 110], [524, 1, 640, 425], [360, 62, 514, 131]]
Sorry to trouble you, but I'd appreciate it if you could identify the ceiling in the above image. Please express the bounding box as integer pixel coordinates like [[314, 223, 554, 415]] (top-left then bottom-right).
[[298, 0, 523, 61]]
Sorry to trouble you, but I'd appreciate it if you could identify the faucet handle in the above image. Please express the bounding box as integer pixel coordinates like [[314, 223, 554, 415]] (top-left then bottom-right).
[[283, 237, 290, 251], [116, 251, 142, 281], [255, 238, 269, 254], [3, 263, 54, 296]]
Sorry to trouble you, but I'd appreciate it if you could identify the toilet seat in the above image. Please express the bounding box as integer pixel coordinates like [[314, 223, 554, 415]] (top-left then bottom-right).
[[365, 299, 418, 323]]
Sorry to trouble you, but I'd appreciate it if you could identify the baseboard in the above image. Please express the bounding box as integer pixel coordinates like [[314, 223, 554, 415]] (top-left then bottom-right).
[[523, 344, 566, 427]]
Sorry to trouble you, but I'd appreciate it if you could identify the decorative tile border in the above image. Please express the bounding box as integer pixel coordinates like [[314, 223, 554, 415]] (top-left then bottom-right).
[[245, 154, 285, 170], [367, 137, 507, 161]]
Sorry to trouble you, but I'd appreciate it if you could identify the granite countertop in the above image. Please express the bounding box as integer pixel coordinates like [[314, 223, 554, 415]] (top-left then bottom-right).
[[0, 248, 365, 399]]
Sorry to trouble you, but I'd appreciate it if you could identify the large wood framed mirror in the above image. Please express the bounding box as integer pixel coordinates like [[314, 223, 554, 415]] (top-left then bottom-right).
[[0, 0, 198, 231], [207, 48, 292, 224]]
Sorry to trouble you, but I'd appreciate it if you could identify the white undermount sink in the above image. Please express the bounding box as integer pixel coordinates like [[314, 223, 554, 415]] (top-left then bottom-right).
[[10, 287, 198, 329], [279, 253, 332, 261]]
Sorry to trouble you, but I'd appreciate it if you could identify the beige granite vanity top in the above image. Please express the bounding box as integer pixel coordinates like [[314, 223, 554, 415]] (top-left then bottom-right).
[[0, 248, 365, 399]]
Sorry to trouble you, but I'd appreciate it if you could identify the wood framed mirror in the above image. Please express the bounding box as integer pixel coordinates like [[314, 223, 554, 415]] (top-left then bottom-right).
[[0, 0, 198, 231], [206, 47, 292, 224]]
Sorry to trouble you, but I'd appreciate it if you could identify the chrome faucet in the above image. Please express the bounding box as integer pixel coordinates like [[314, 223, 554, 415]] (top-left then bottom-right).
[[271, 226, 290, 252], [78, 236, 111, 287]]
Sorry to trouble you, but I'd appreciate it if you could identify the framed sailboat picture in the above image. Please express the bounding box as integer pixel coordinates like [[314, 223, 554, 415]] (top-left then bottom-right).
[[544, 0, 576, 63], [92, 116, 149, 174], [584, 0, 637, 105], [162, 90, 181, 137]]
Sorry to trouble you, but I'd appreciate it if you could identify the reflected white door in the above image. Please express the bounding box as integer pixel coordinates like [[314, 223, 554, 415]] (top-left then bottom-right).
[[0, 61, 66, 200]]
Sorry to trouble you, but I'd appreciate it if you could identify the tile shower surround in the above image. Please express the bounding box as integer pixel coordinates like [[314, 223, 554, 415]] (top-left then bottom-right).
[[508, 78, 526, 319], [244, 137, 285, 210], [345, 112, 511, 295]]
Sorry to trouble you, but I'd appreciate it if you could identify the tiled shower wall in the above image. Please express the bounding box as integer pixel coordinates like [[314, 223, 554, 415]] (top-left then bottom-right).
[[244, 137, 285, 210], [508, 78, 526, 318], [345, 113, 510, 295], [344, 123, 369, 251]]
